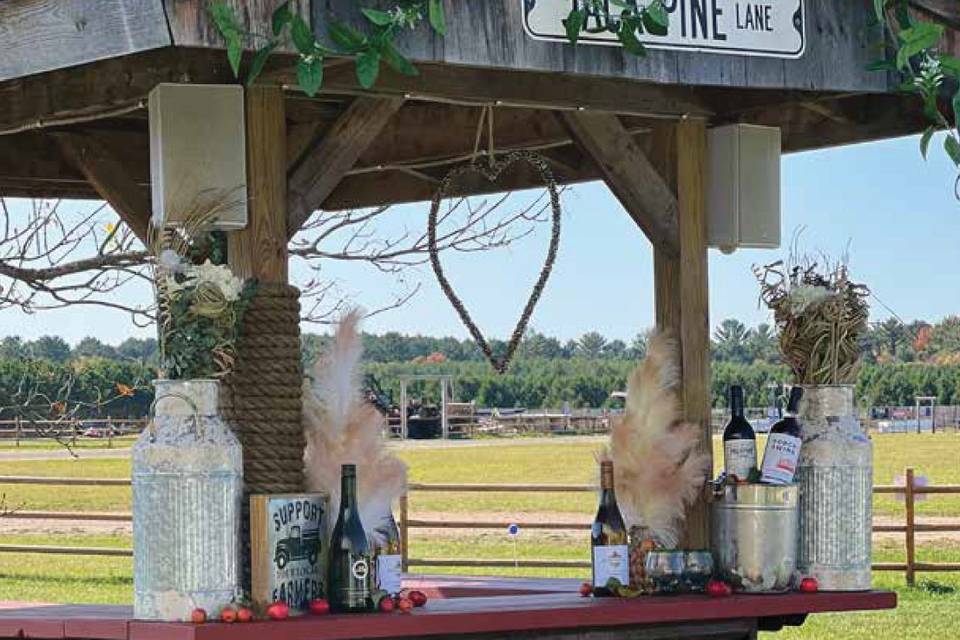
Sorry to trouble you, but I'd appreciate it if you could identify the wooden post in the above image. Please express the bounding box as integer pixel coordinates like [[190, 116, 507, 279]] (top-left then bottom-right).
[[676, 119, 711, 548], [905, 467, 916, 587], [399, 494, 410, 572], [14, 417, 20, 447], [228, 86, 288, 283]]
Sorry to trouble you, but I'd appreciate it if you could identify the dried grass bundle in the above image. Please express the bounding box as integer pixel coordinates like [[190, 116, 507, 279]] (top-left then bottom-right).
[[604, 332, 711, 548], [303, 311, 408, 542], [754, 255, 869, 385]]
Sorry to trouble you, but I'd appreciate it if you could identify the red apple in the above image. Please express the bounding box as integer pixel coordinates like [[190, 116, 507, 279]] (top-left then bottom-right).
[[798, 577, 819, 593], [579, 582, 593, 597], [308, 598, 330, 616], [190, 609, 207, 624], [397, 597, 414, 614], [408, 590, 428, 608], [266, 601, 290, 620], [236, 607, 253, 623], [219, 607, 237, 623], [379, 597, 396, 613], [706, 579, 733, 598]]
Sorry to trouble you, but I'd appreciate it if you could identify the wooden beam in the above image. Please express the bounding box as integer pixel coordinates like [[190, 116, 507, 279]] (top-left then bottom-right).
[[561, 111, 679, 257], [0, 0, 171, 83], [229, 86, 288, 283], [287, 96, 404, 237], [675, 119, 711, 550], [649, 124, 681, 336], [53, 132, 151, 243], [910, 1, 960, 30]]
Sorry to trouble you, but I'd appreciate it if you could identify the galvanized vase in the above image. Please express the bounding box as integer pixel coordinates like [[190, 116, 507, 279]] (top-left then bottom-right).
[[796, 385, 873, 591], [133, 379, 244, 620]]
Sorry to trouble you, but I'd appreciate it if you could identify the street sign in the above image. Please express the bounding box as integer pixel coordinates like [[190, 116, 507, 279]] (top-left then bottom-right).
[[522, 0, 805, 59]]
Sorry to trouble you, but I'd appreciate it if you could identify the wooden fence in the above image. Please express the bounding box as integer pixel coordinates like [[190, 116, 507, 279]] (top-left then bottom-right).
[[0, 418, 146, 446], [0, 468, 957, 586]]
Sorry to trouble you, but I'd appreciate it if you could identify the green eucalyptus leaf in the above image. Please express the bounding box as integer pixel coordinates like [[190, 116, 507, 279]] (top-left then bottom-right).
[[920, 127, 935, 160], [640, 9, 666, 37], [356, 49, 382, 89], [618, 20, 646, 56], [296, 57, 324, 97], [272, 2, 293, 36], [873, 0, 885, 22], [328, 19, 367, 53], [210, 2, 243, 37], [383, 42, 419, 77], [941, 55, 960, 78], [291, 14, 316, 54], [429, 0, 447, 35], [247, 41, 278, 86], [866, 58, 897, 72], [563, 9, 586, 45], [896, 23, 944, 69], [944, 135, 960, 166], [362, 8, 394, 26], [226, 37, 243, 78], [645, 0, 669, 30]]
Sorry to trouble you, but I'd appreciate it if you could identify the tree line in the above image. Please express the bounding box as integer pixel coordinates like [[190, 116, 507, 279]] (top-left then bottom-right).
[[2, 315, 959, 417]]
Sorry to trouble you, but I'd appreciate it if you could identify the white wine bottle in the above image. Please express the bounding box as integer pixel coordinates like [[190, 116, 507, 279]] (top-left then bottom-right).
[[591, 460, 629, 596], [374, 512, 402, 596]]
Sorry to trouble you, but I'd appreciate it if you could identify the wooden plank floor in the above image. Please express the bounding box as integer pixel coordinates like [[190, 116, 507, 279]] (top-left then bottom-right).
[[0, 576, 897, 640]]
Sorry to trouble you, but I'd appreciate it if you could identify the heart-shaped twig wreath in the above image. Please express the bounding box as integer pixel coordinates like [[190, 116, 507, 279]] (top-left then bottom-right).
[[428, 150, 562, 374]]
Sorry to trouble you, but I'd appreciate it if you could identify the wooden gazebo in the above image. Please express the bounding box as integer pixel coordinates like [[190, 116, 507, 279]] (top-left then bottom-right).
[[1, 0, 941, 637]]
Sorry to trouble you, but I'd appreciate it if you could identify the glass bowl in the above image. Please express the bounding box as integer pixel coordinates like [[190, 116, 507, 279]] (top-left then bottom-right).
[[644, 550, 715, 594]]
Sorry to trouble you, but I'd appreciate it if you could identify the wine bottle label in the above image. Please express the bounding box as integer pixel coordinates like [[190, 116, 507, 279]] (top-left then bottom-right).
[[723, 439, 756, 481], [592, 545, 629, 588], [376, 554, 402, 594], [760, 433, 802, 485]]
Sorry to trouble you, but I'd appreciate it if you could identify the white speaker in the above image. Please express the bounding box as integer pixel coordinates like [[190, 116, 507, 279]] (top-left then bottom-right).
[[149, 83, 248, 230], [707, 124, 781, 253]]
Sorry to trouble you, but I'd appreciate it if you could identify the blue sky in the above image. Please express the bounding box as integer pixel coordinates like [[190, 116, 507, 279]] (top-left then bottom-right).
[[3, 133, 959, 344]]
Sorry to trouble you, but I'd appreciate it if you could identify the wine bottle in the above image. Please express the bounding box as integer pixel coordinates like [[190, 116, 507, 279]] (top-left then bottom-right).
[[590, 460, 629, 596], [760, 386, 804, 485], [327, 464, 374, 613], [374, 512, 402, 596], [723, 385, 756, 482]]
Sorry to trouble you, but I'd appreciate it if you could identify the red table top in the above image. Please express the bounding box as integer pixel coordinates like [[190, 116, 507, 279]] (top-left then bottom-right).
[[0, 576, 897, 640]]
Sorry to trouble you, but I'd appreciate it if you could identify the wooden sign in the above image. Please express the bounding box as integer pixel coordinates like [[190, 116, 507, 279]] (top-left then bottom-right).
[[522, 0, 805, 59], [250, 493, 327, 615]]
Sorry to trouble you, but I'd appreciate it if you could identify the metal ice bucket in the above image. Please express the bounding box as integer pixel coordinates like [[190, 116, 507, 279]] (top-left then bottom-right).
[[711, 483, 798, 593]]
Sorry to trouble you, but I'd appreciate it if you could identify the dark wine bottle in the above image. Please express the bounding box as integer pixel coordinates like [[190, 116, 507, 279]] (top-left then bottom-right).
[[760, 386, 804, 485], [374, 512, 402, 596], [327, 464, 373, 613], [590, 460, 629, 596], [723, 385, 756, 482]]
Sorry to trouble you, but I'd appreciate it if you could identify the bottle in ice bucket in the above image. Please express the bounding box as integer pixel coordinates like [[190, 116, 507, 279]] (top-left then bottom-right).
[[722, 385, 756, 482], [591, 460, 629, 596], [760, 386, 803, 485], [328, 464, 374, 613]]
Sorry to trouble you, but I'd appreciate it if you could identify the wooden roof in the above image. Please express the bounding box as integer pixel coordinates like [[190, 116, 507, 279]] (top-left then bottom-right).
[[0, 1, 956, 210]]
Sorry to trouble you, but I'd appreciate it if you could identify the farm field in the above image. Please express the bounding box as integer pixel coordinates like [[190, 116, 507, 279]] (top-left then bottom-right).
[[1, 433, 959, 638]]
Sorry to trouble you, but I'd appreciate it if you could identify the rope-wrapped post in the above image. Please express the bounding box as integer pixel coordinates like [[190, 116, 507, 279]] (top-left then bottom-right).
[[221, 283, 304, 589]]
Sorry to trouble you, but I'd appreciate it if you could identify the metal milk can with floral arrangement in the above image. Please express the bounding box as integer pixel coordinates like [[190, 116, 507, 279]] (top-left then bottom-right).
[[755, 256, 872, 591], [133, 218, 253, 620]]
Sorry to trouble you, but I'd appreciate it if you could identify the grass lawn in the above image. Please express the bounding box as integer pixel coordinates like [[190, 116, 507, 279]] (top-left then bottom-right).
[[2, 434, 960, 638], [0, 436, 137, 450]]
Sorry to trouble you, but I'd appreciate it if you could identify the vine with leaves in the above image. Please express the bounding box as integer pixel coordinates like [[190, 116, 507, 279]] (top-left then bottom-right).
[[870, 2, 960, 188], [209, 1, 667, 96]]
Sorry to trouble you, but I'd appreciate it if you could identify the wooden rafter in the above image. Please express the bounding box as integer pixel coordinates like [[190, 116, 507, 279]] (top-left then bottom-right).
[[560, 111, 679, 256], [53, 132, 151, 244], [910, 0, 960, 30], [287, 96, 404, 238]]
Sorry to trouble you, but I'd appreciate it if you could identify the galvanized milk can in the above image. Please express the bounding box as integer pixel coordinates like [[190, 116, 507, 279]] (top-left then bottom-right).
[[796, 385, 872, 591], [711, 483, 799, 593], [133, 379, 243, 620]]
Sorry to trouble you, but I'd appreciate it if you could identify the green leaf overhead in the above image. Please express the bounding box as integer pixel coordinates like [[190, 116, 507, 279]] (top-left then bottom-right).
[[563, 9, 586, 45], [328, 19, 367, 53], [429, 0, 447, 36], [362, 8, 394, 27], [291, 14, 316, 54], [356, 49, 382, 89], [297, 57, 324, 97], [226, 37, 243, 78], [272, 2, 293, 36], [382, 42, 419, 77], [945, 135, 960, 167], [247, 41, 278, 86], [920, 127, 935, 160]]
